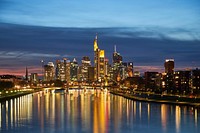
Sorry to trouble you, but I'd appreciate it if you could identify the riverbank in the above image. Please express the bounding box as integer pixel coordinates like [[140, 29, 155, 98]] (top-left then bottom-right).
[[0, 91, 36, 101], [110, 90, 200, 107]]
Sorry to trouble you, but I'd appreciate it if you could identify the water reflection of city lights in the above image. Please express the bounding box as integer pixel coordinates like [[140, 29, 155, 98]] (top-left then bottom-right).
[[134, 101, 136, 118], [127, 100, 129, 120], [95, 91, 108, 133], [194, 109, 198, 127], [161, 104, 167, 132], [139, 102, 142, 119], [175, 106, 181, 133], [0, 89, 200, 133], [147, 103, 150, 120]]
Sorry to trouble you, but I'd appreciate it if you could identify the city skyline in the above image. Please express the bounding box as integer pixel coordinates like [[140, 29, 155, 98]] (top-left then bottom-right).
[[0, 1, 200, 133], [0, 24, 199, 75], [0, 0, 200, 75]]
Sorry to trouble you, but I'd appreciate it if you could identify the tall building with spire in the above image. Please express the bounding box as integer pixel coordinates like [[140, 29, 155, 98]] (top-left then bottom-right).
[[112, 45, 123, 81], [113, 45, 122, 64], [94, 34, 105, 81], [94, 34, 99, 81]]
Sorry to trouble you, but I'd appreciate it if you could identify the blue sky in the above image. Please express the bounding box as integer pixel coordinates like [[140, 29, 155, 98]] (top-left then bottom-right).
[[0, 0, 200, 75], [1, 0, 200, 28]]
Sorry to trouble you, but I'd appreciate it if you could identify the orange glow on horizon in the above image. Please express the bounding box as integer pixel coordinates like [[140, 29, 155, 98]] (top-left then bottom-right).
[[0, 65, 194, 76], [0, 66, 42, 76]]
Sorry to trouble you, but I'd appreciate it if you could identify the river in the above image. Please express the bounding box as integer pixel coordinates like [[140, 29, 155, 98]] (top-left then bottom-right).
[[0, 89, 199, 133]]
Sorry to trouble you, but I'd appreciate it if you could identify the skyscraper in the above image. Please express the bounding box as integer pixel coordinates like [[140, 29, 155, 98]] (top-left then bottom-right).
[[66, 59, 71, 82], [99, 50, 105, 78], [112, 45, 123, 81], [88, 66, 95, 82], [44, 62, 55, 81], [56, 58, 70, 82], [164, 59, 174, 74], [30, 73, 38, 83], [79, 56, 91, 81], [190, 68, 200, 92], [105, 58, 110, 77], [113, 45, 122, 64], [94, 34, 105, 81], [144, 72, 160, 91], [94, 34, 99, 81], [164, 59, 175, 92], [127, 62, 134, 77], [70, 58, 78, 81], [174, 70, 190, 93]]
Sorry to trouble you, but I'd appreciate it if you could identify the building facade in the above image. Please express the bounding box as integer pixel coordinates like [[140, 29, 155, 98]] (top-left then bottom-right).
[[56, 58, 70, 82], [30, 73, 38, 83], [79, 56, 91, 81], [144, 72, 160, 92], [163, 59, 175, 92], [94, 34, 105, 82], [174, 70, 191, 94], [112, 45, 123, 81], [164, 59, 174, 74], [44, 62, 55, 81], [70, 58, 78, 81], [88, 66, 95, 82], [190, 68, 200, 93]]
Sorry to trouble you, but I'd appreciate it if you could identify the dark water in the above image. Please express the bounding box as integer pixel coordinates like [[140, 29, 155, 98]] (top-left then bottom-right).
[[0, 90, 199, 133]]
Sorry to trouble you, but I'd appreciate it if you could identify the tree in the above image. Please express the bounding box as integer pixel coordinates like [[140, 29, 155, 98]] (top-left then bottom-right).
[[0, 81, 14, 90], [54, 80, 64, 87]]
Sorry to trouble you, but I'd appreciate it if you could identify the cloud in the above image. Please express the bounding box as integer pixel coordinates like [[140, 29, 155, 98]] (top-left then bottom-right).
[[0, 50, 63, 71], [108, 27, 200, 41], [134, 66, 164, 73], [0, 51, 60, 58], [0, 23, 200, 75], [0, 0, 200, 29], [28, 53, 60, 58]]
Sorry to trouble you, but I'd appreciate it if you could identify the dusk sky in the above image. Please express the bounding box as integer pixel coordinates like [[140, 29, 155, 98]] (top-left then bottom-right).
[[0, 0, 200, 75]]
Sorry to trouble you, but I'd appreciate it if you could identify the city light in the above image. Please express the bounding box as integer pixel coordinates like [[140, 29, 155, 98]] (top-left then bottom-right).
[[0, 1, 199, 133]]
